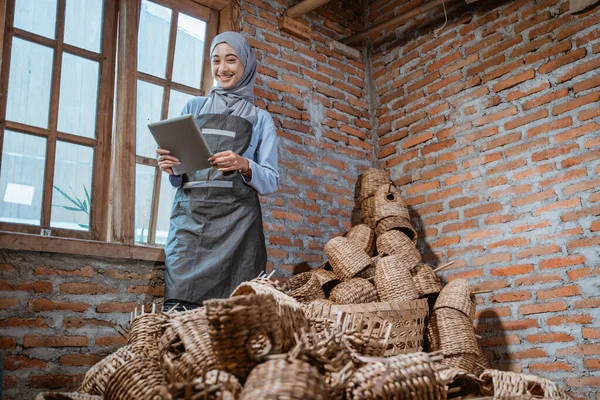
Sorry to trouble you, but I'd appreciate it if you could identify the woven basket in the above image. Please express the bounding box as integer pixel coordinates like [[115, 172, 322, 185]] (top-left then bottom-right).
[[358, 168, 391, 203], [157, 369, 243, 400], [128, 311, 169, 349], [329, 278, 378, 304], [375, 230, 421, 265], [375, 255, 419, 302], [346, 352, 445, 400], [434, 278, 476, 319], [240, 358, 327, 400], [311, 268, 340, 295], [438, 367, 484, 397], [35, 393, 103, 400], [426, 308, 479, 356], [231, 278, 308, 352], [346, 224, 375, 256], [325, 236, 371, 280], [361, 184, 410, 229], [205, 294, 283, 381], [441, 352, 480, 375], [280, 271, 326, 303], [79, 345, 139, 395], [104, 356, 166, 399], [375, 216, 417, 242], [411, 263, 443, 296], [480, 369, 570, 399], [306, 298, 428, 356]]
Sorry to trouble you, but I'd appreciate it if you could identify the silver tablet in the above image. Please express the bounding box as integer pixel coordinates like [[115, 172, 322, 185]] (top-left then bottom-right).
[[148, 114, 214, 175]]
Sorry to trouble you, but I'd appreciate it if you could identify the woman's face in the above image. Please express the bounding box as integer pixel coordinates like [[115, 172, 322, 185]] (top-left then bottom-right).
[[212, 43, 244, 89]]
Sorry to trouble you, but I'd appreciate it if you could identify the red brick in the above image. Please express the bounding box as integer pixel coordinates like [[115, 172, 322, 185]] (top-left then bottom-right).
[[539, 168, 587, 188], [564, 177, 600, 196], [491, 264, 534, 276], [482, 132, 521, 151], [24, 335, 88, 348], [493, 69, 535, 92], [567, 235, 600, 250], [539, 48, 587, 74], [557, 344, 600, 356], [525, 39, 572, 64], [552, 91, 600, 115], [474, 107, 518, 127], [488, 237, 529, 249], [30, 299, 88, 312], [472, 253, 512, 266], [0, 298, 18, 309], [96, 335, 127, 347], [574, 298, 600, 309], [402, 132, 433, 149], [529, 362, 573, 372], [464, 203, 503, 218], [562, 149, 600, 169], [59, 283, 117, 295], [527, 332, 574, 343], [569, 267, 600, 281], [532, 143, 578, 162], [547, 314, 593, 326], [493, 319, 539, 331], [557, 57, 600, 83], [517, 244, 561, 259], [523, 88, 569, 112], [482, 60, 525, 83], [540, 255, 586, 270], [475, 306, 512, 319], [580, 107, 600, 121], [507, 81, 550, 101], [59, 354, 105, 366], [96, 302, 138, 313], [583, 328, 600, 339], [444, 171, 481, 186], [490, 291, 532, 303], [480, 334, 521, 347], [512, 221, 551, 233], [511, 189, 554, 207], [3, 317, 48, 328], [5, 356, 46, 370], [505, 348, 547, 360], [34, 266, 94, 276], [465, 229, 502, 242], [584, 359, 600, 370], [527, 116, 572, 138], [29, 374, 84, 389], [519, 302, 567, 315]]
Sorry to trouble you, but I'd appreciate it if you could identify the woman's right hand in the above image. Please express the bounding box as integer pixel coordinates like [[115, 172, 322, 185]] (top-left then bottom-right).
[[156, 148, 180, 175]]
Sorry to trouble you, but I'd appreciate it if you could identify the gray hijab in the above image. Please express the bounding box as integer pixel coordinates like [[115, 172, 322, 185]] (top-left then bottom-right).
[[201, 32, 258, 123]]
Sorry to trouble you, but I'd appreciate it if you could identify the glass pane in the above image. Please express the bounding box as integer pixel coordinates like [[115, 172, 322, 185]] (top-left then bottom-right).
[[58, 53, 99, 138], [135, 164, 155, 244], [0, 131, 46, 226], [155, 172, 175, 245], [168, 89, 194, 118], [6, 38, 53, 128], [50, 142, 94, 231], [172, 13, 206, 88], [138, 0, 171, 78], [64, 0, 103, 53], [14, 0, 57, 39], [136, 79, 164, 157]]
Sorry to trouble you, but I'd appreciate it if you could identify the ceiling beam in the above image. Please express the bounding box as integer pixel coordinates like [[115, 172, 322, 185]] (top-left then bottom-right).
[[284, 0, 332, 18]]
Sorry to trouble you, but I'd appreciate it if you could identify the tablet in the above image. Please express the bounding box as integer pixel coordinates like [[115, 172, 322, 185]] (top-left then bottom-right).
[[148, 114, 214, 175]]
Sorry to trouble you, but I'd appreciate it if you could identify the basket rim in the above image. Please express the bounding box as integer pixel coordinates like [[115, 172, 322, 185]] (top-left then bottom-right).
[[329, 298, 428, 313]]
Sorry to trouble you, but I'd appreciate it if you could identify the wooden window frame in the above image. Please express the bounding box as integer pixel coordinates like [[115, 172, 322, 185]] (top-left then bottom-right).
[[0, 0, 234, 261]]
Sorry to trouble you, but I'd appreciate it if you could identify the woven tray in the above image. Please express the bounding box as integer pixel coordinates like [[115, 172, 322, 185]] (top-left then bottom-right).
[[375, 255, 419, 302], [375, 215, 417, 242], [480, 369, 570, 399], [375, 230, 421, 265], [325, 236, 371, 280], [329, 277, 378, 304], [346, 224, 375, 256], [434, 278, 476, 319]]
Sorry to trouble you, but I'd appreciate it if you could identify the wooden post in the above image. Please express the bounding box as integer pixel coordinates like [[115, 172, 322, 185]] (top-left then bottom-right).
[[284, 0, 331, 18]]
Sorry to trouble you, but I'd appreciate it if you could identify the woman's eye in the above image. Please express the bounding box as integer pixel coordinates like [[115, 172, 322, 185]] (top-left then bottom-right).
[[227, 59, 236, 63]]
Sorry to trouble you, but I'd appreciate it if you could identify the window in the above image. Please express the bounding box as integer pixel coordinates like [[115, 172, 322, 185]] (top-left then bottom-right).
[[0, 0, 223, 253]]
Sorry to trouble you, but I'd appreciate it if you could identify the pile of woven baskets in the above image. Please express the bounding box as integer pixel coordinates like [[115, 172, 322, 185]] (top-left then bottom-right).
[[35, 168, 570, 400]]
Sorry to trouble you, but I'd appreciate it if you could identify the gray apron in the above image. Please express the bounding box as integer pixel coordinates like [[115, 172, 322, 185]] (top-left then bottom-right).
[[164, 113, 267, 304]]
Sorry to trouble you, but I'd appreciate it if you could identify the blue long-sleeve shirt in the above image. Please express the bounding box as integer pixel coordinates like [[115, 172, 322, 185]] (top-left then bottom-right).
[[168, 97, 279, 195]]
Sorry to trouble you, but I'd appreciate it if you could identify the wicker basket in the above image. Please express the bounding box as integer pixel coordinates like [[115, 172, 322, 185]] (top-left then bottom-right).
[[426, 308, 479, 355], [325, 236, 371, 280], [128, 311, 169, 349], [480, 369, 570, 399], [104, 356, 167, 399], [438, 367, 484, 397], [240, 358, 327, 400], [280, 271, 326, 303], [346, 352, 445, 400], [304, 298, 428, 356], [375, 230, 421, 265], [434, 278, 476, 319], [231, 278, 308, 352], [311, 268, 340, 295], [358, 168, 391, 203], [205, 294, 284, 381], [346, 224, 375, 256], [411, 263, 443, 296], [361, 184, 410, 229], [375, 216, 417, 242], [157, 369, 243, 400], [375, 255, 419, 302], [329, 278, 378, 304], [79, 345, 139, 395], [35, 393, 103, 400]]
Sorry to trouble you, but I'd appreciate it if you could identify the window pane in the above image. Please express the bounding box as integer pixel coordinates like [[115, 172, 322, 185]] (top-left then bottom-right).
[[136, 80, 163, 157], [50, 142, 94, 231], [168, 90, 194, 118], [0, 131, 46, 226], [134, 164, 155, 244], [64, 0, 103, 53], [6, 38, 53, 129], [155, 172, 175, 245], [172, 13, 206, 88], [14, 0, 57, 39], [57, 53, 99, 138], [138, 0, 171, 78]]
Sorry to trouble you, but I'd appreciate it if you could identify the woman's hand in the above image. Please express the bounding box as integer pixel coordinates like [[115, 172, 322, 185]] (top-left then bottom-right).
[[209, 150, 250, 173], [156, 148, 179, 175]]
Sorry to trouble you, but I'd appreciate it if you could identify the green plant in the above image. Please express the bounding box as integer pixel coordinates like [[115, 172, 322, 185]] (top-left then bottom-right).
[[53, 184, 91, 229]]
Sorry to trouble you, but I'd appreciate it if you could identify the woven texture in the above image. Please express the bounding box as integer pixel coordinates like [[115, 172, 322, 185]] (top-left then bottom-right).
[[412, 263, 443, 296], [104, 356, 166, 400], [375, 216, 417, 241], [346, 224, 375, 256], [79, 345, 139, 395], [231, 278, 308, 351], [438, 367, 484, 397], [128, 311, 169, 350], [375, 230, 421, 265], [35, 393, 103, 400], [346, 352, 446, 400], [480, 369, 570, 399], [205, 294, 283, 381], [434, 278, 476, 319], [240, 358, 327, 400], [156, 369, 242, 400], [280, 271, 326, 303], [358, 168, 391, 203], [325, 236, 371, 280], [312, 268, 339, 287], [329, 278, 378, 304], [375, 255, 419, 302], [361, 184, 410, 229], [426, 308, 478, 356]]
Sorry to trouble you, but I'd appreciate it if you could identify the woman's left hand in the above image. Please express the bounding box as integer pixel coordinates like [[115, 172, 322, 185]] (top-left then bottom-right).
[[209, 150, 250, 173]]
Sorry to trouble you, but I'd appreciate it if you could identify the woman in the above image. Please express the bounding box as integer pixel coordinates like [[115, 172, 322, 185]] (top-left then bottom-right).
[[157, 32, 279, 311]]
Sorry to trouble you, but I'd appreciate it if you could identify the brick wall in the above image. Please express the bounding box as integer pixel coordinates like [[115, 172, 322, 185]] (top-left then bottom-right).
[[371, 0, 600, 398]]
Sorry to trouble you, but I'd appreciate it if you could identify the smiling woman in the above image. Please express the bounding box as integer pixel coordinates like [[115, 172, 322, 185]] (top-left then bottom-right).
[[212, 42, 244, 89]]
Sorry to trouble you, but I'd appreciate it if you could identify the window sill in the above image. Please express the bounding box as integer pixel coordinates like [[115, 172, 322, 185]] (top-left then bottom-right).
[[0, 231, 165, 262]]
